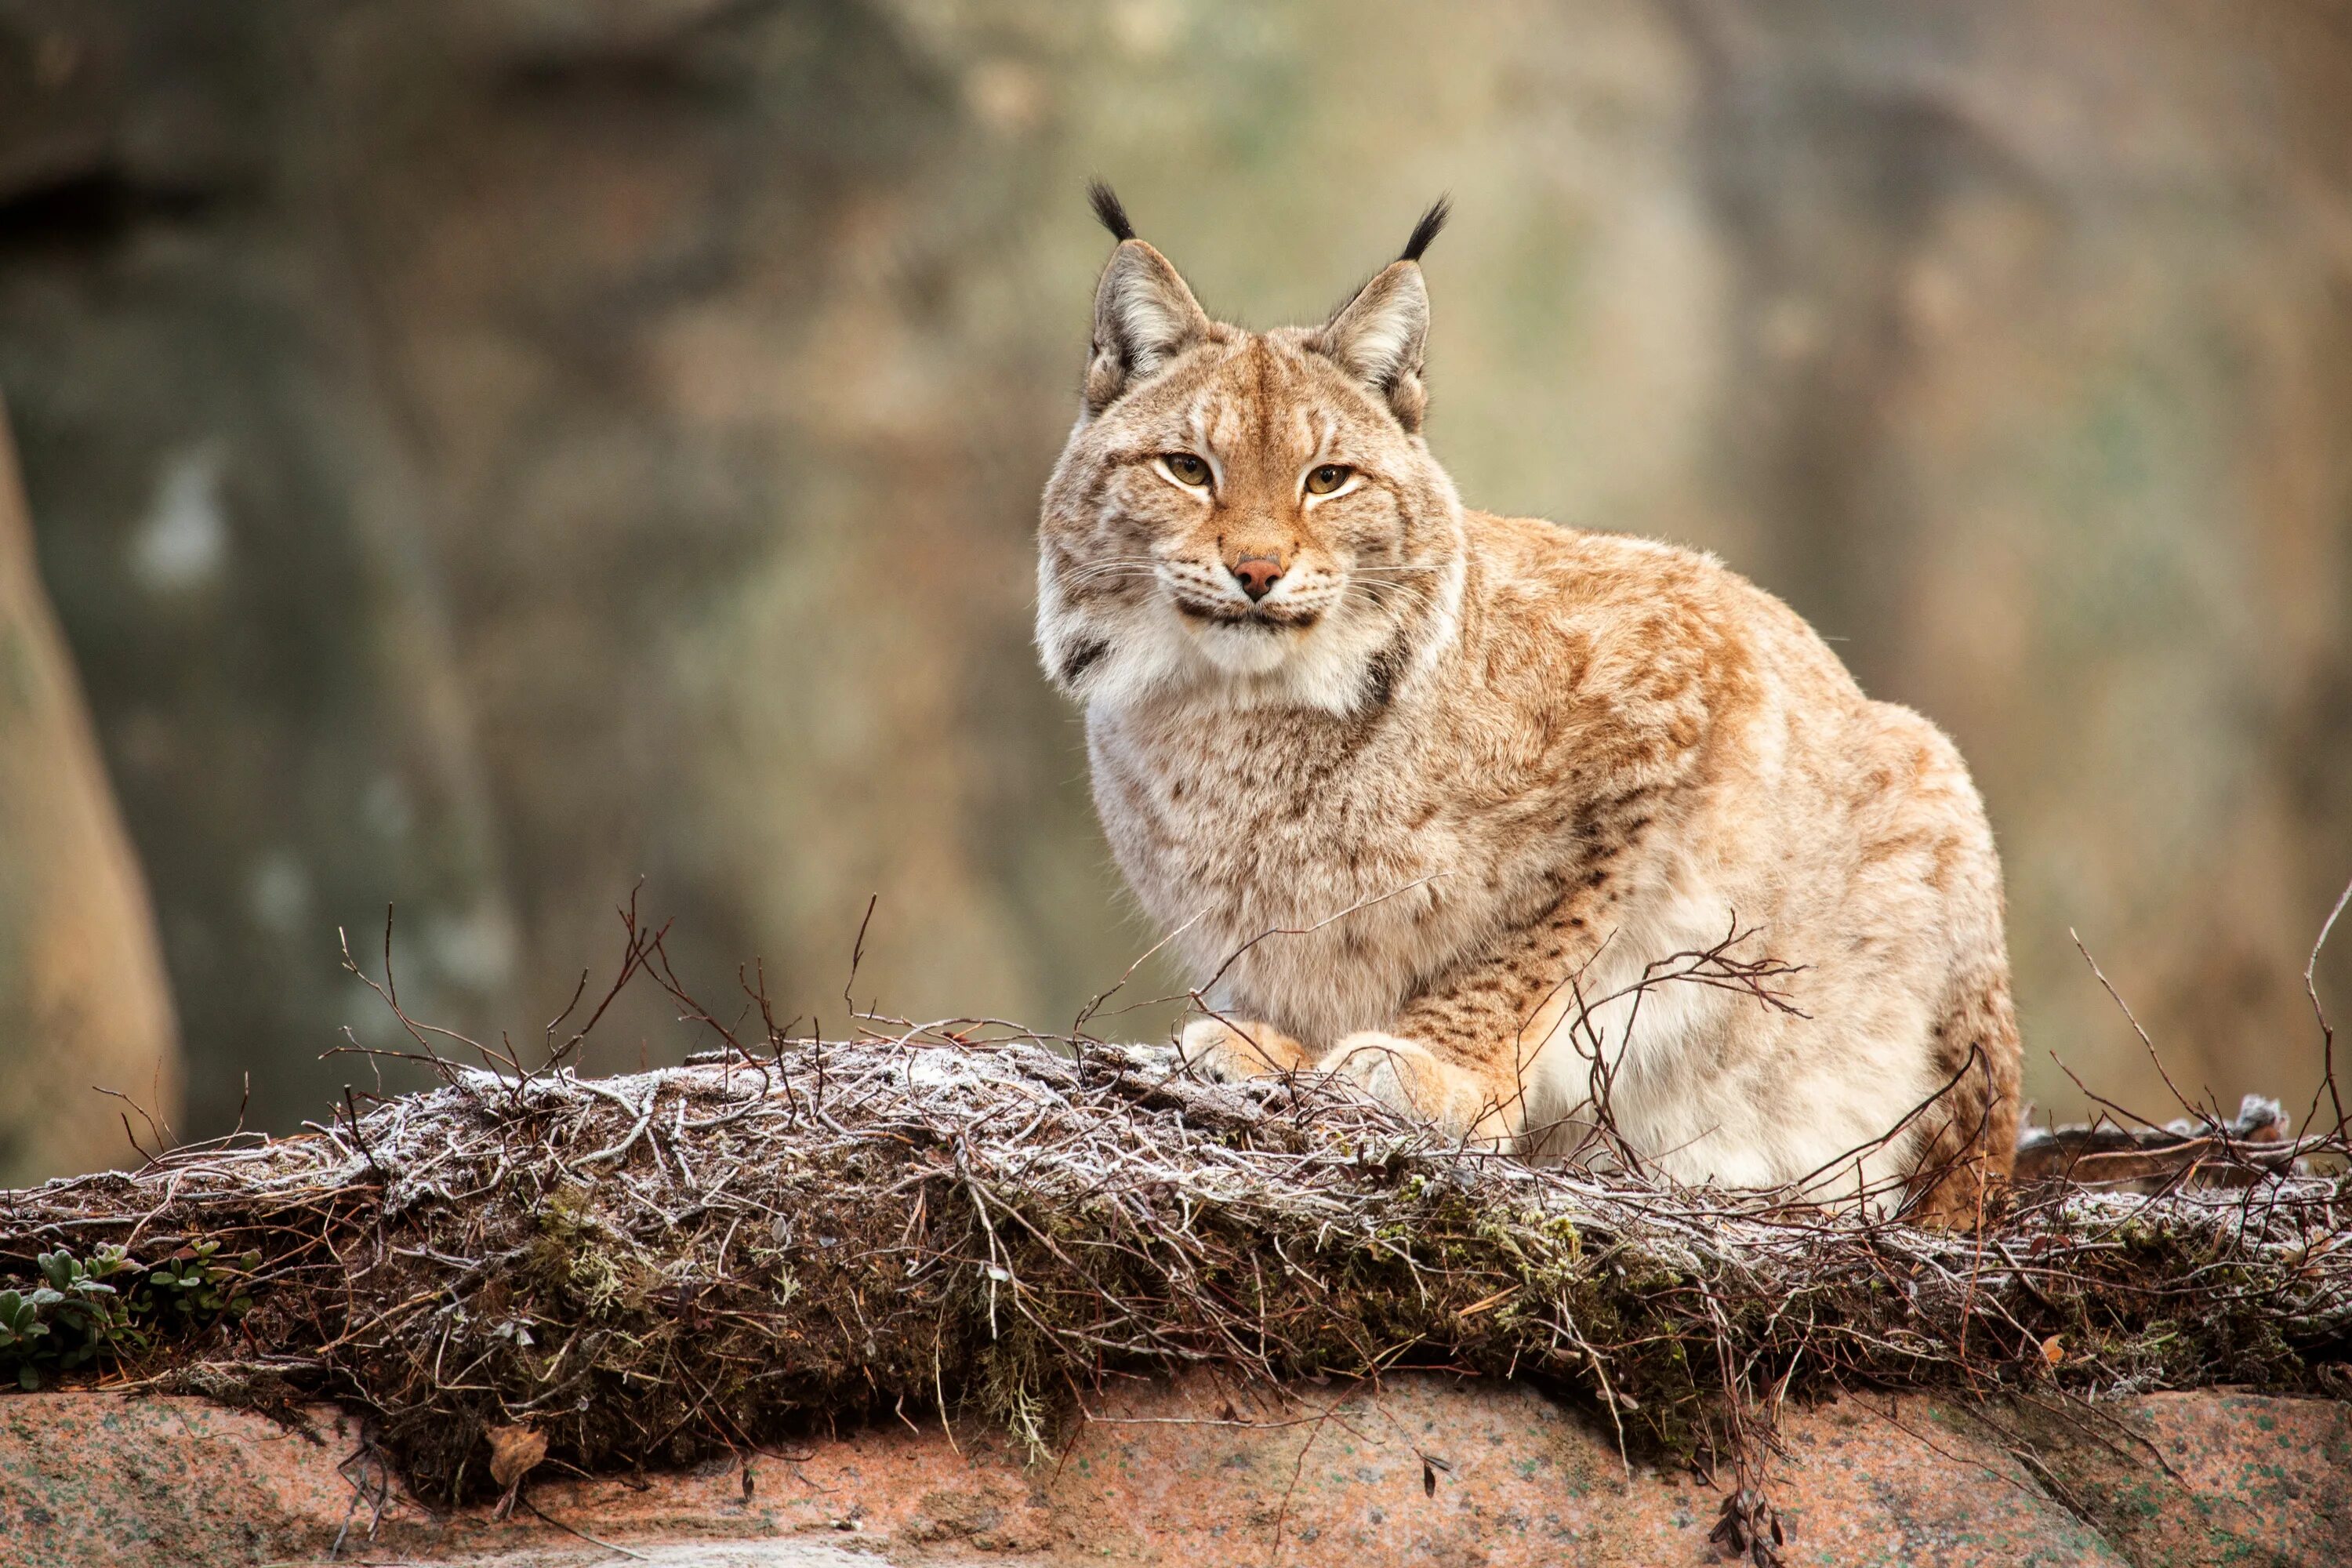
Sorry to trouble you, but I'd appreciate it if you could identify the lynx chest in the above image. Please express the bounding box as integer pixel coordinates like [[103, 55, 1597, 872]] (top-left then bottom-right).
[[1084, 699, 1571, 1040]]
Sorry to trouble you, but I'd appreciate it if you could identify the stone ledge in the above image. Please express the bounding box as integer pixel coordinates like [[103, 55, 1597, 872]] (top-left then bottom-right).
[[3, 1375, 2347, 1566]]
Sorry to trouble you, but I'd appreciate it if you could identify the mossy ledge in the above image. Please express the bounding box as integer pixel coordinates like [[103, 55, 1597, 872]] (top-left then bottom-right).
[[2, 1037, 2348, 1502]]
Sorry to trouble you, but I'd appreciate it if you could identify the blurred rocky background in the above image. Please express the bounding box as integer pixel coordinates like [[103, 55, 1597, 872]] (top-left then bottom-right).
[[0, 0, 2347, 1181]]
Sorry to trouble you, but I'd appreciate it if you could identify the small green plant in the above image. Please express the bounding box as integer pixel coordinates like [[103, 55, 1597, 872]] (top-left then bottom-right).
[[0, 1290, 50, 1385], [0, 1241, 260, 1390], [134, 1240, 259, 1322]]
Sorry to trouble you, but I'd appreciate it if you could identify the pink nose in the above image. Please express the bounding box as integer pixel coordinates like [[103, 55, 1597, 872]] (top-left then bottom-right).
[[1229, 556, 1284, 601]]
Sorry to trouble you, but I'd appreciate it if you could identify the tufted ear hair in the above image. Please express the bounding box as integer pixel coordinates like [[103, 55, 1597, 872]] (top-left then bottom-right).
[[1083, 183, 1212, 415], [1315, 198, 1448, 432]]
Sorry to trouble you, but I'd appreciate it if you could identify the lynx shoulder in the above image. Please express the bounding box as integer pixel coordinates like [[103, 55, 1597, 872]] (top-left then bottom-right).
[[1036, 187, 2019, 1220]]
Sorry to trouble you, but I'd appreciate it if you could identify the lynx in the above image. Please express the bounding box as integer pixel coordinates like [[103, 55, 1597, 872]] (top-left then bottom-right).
[[1036, 186, 2020, 1219]]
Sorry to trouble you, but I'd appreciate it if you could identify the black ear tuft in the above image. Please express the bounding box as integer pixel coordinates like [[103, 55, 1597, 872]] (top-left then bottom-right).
[[1087, 180, 1137, 243], [1399, 196, 1450, 263]]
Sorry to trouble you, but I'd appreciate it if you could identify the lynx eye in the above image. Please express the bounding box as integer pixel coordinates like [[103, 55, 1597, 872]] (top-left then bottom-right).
[[1305, 463, 1353, 496], [1163, 453, 1211, 487]]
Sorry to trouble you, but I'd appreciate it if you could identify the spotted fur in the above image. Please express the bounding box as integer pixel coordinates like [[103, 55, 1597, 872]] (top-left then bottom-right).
[[1036, 191, 2019, 1220]]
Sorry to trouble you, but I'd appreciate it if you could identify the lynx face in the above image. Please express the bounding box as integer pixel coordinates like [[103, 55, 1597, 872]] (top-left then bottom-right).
[[1037, 198, 1465, 715]]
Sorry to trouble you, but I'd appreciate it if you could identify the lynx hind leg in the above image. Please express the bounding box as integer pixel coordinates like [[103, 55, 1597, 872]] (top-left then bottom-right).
[[1177, 1016, 1312, 1081], [1900, 970, 2023, 1227], [1320, 1033, 1519, 1147]]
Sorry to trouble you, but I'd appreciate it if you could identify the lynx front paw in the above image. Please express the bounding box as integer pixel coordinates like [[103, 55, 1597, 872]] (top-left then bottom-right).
[[1323, 1032, 1513, 1145], [1323, 1032, 1446, 1116], [1176, 1017, 1311, 1081]]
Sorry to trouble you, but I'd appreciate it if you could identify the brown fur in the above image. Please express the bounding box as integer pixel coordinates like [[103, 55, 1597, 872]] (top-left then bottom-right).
[[1036, 195, 2020, 1218]]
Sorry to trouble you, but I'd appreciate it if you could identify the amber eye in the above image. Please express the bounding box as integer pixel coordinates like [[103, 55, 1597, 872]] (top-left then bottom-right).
[[1163, 453, 1211, 487], [1305, 463, 1353, 495]]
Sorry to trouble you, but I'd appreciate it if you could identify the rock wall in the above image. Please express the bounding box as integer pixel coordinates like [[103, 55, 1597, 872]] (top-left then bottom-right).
[[0, 1, 2349, 1158], [3, 1377, 2346, 1566], [0, 396, 175, 1181]]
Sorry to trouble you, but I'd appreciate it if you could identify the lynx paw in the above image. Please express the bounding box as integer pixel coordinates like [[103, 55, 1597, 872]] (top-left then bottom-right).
[[1176, 1017, 1310, 1081], [1323, 1032, 1512, 1144], [1323, 1032, 1446, 1115]]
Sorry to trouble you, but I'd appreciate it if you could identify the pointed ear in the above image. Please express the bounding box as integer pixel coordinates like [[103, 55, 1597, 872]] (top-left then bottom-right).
[[1316, 260, 1431, 430], [1085, 240, 1213, 413]]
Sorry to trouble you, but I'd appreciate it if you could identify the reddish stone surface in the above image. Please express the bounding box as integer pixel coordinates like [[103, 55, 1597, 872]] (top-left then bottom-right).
[[2, 1377, 2346, 1565]]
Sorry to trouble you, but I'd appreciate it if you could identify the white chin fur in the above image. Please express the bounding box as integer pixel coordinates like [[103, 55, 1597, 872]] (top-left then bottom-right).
[[1053, 587, 1406, 717], [1189, 620, 1299, 677]]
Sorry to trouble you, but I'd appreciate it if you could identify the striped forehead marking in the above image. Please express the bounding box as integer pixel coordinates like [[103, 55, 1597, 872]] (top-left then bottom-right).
[[1170, 335, 1362, 469]]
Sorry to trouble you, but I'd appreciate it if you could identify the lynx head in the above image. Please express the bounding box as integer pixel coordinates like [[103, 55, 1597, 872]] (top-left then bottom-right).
[[1036, 184, 1467, 716]]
